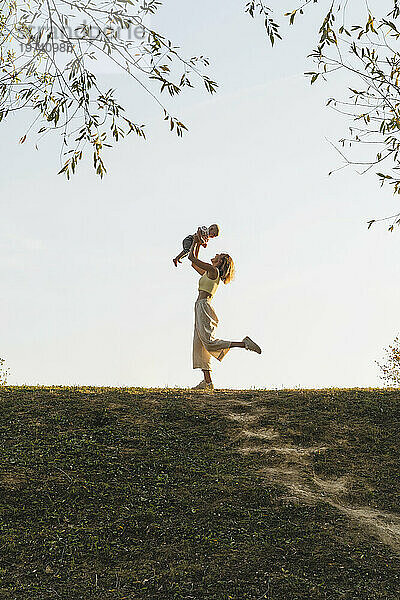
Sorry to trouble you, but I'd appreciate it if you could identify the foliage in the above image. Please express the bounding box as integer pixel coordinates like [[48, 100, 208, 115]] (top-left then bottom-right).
[[376, 335, 400, 386], [0, 0, 218, 178], [245, 1, 281, 46], [0, 357, 9, 385], [273, 0, 400, 230], [3, 1, 400, 229]]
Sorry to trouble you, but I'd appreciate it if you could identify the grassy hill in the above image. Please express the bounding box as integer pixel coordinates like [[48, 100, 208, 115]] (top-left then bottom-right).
[[0, 386, 399, 599]]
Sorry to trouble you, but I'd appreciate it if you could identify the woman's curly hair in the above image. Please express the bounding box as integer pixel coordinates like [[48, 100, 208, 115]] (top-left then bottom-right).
[[218, 254, 235, 284]]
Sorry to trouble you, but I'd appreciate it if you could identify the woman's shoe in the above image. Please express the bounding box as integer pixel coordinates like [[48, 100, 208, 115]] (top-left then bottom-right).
[[192, 380, 214, 390], [243, 336, 262, 354]]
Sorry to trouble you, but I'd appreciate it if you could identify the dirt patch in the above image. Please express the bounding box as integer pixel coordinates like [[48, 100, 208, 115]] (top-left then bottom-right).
[[1, 471, 27, 490], [227, 412, 259, 424], [336, 504, 400, 552], [222, 399, 400, 553], [313, 474, 349, 496], [240, 427, 281, 441]]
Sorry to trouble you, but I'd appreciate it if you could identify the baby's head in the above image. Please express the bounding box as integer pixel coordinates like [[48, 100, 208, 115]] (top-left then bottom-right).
[[208, 223, 220, 238]]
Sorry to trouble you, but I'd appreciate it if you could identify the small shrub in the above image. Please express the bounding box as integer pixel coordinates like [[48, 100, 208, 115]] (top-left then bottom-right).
[[376, 336, 400, 387], [0, 358, 9, 385]]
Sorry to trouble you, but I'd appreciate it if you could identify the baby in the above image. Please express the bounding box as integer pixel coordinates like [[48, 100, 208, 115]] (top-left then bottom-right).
[[173, 223, 220, 266]]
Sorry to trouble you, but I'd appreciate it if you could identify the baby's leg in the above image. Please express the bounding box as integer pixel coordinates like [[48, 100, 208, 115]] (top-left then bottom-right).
[[173, 235, 193, 266], [173, 249, 187, 266]]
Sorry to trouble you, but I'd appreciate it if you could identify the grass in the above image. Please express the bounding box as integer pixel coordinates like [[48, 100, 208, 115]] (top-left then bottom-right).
[[0, 386, 399, 599]]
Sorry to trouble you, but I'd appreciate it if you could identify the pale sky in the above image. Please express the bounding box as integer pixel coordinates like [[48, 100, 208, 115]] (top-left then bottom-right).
[[1, 1, 399, 389]]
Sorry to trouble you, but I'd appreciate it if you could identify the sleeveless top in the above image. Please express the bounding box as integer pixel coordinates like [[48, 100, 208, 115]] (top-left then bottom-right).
[[198, 270, 220, 297]]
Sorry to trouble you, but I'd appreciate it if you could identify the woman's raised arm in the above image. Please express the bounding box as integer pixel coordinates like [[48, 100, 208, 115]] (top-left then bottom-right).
[[188, 235, 218, 278], [188, 237, 205, 275]]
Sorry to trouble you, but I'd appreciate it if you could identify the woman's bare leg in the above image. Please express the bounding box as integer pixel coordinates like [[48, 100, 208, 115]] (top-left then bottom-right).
[[229, 341, 245, 348], [202, 370, 212, 383]]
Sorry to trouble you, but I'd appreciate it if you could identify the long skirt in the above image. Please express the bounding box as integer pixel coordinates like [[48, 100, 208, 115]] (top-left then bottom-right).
[[192, 298, 231, 371]]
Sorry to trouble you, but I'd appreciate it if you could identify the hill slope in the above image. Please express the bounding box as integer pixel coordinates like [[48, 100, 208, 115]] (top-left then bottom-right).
[[0, 387, 399, 599]]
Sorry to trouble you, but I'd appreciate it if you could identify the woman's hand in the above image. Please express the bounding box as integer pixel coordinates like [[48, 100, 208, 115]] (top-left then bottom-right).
[[188, 237, 218, 279]]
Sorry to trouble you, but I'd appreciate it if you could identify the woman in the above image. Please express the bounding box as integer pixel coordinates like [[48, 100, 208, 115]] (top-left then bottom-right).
[[188, 234, 261, 390]]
